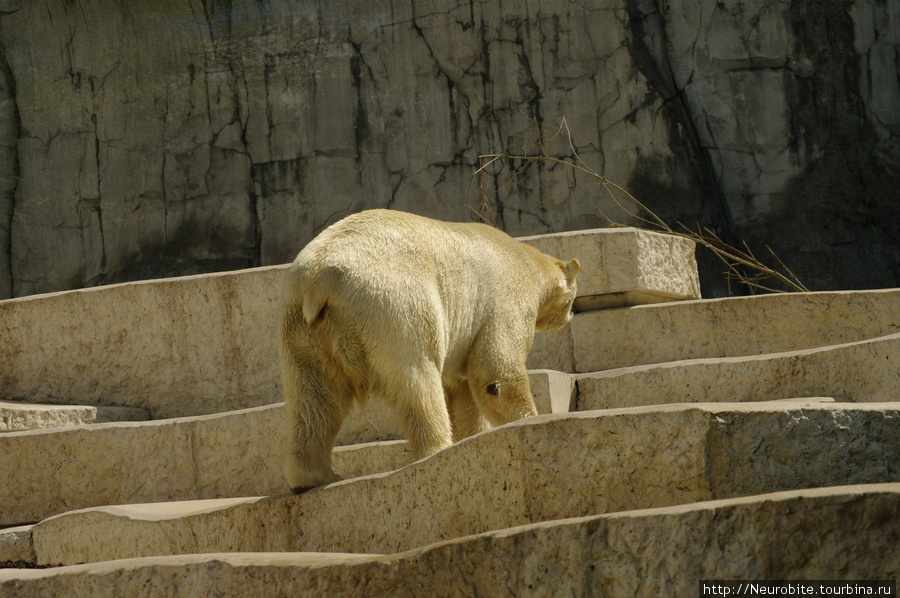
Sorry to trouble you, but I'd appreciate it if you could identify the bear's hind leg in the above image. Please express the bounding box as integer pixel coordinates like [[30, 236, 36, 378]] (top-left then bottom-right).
[[282, 384, 347, 492], [280, 323, 356, 492], [390, 364, 453, 460]]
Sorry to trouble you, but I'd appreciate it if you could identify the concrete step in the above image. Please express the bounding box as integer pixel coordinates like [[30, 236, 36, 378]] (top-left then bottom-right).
[[0, 227, 697, 419], [0, 401, 149, 432], [8, 400, 897, 566], [3, 483, 898, 597], [0, 265, 287, 420], [0, 403, 285, 527], [577, 331, 900, 410], [0, 371, 569, 526], [0, 405, 406, 527], [530, 287, 900, 372]]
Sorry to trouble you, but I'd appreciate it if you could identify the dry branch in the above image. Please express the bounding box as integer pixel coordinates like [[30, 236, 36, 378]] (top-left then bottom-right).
[[470, 117, 808, 294]]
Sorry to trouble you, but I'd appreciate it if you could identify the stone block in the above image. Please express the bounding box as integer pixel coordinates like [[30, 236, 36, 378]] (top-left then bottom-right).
[[0, 266, 287, 418], [518, 227, 700, 310], [24, 402, 900, 565], [527, 370, 575, 414], [570, 288, 900, 373], [0, 402, 415, 526], [576, 331, 900, 410], [0, 526, 34, 564], [4, 485, 899, 597], [528, 325, 575, 372], [0, 401, 149, 432]]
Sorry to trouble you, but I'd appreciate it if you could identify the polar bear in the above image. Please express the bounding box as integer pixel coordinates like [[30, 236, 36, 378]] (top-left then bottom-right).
[[280, 209, 579, 491]]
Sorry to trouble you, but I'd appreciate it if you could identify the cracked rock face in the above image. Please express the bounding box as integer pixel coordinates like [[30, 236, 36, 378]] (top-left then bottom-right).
[[0, 0, 896, 299]]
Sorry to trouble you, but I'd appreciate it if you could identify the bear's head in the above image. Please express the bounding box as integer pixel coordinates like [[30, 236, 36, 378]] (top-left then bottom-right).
[[535, 258, 580, 332]]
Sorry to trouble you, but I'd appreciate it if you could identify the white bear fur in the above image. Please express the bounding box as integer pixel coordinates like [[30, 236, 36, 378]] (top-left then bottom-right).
[[280, 209, 579, 491]]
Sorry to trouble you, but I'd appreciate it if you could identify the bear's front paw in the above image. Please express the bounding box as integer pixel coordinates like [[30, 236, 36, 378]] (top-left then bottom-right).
[[284, 456, 343, 493]]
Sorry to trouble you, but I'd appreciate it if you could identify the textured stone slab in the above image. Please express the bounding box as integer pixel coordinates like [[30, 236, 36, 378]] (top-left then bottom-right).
[[332, 440, 412, 481], [0, 403, 403, 526], [4, 485, 899, 596], [577, 331, 900, 410], [571, 288, 900, 373], [528, 325, 575, 372], [0, 526, 35, 564], [1, 369, 562, 526], [519, 227, 700, 310], [0, 405, 280, 526], [0, 266, 287, 418], [25, 402, 900, 565], [0, 401, 149, 432], [527, 369, 576, 414]]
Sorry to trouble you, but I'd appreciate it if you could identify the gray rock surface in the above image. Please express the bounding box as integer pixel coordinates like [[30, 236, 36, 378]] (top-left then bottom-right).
[[0, 0, 896, 299], [0, 526, 34, 564]]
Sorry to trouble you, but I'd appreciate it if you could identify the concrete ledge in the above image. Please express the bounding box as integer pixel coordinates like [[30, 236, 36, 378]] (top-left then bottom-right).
[[0, 401, 149, 432], [0, 403, 398, 526], [0, 405, 284, 526], [0, 266, 287, 418], [577, 331, 900, 410], [570, 288, 900, 373], [0, 227, 697, 418], [1, 370, 564, 526], [4, 485, 898, 596], [25, 402, 900, 565]]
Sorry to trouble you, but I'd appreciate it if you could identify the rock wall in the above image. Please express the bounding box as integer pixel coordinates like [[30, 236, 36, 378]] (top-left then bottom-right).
[[0, 0, 896, 299]]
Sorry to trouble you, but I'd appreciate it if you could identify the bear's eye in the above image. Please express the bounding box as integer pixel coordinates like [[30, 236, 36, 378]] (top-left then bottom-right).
[[486, 383, 499, 396]]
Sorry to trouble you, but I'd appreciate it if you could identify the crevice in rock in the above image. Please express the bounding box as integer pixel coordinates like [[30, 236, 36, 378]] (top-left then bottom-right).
[[86, 109, 106, 287], [408, 15, 476, 153], [473, 9, 507, 230], [201, 0, 262, 267], [625, 0, 751, 297], [161, 84, 171, 274], [348, 35, 370, 177], [0, 41, 18, 299], [625, 0, 733, 229]]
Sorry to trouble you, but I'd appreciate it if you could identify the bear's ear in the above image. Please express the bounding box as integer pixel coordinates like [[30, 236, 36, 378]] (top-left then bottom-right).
[[561, 258, 580, 285]]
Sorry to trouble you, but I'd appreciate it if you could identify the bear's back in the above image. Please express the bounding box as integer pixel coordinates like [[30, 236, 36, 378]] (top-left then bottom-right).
[[286, 209, 564, 337], [294, 209, 534, 283]]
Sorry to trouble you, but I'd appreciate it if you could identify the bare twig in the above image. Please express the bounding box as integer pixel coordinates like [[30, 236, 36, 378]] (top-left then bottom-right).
[[471, 117, 808, 294]]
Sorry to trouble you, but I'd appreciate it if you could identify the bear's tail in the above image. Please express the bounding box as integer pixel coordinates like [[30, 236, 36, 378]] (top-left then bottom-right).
[[282, 268, 327, 326], [282, 267, 369, 415], [290, 266, 354, 329]]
